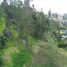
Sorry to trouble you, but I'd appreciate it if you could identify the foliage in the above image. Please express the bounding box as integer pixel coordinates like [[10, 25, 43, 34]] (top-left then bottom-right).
[[12, 50, 32, 67], [0, 0, 66, 67], [0, 56, 3, 67]]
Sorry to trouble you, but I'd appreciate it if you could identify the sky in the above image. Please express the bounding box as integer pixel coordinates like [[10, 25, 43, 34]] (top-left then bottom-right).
[[30, 0, 67, 15], [0, 0, 67, 15]]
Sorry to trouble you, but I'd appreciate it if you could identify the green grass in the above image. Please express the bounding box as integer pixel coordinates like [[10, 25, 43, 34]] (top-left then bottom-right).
[[2, 35, 35, 67], [2, 32, 67, 67], [28, 35, 37, 46], [28, 32, 67, 67], [30, 40, 67, 67], [12, 50, 32, 67], [0, 17, 5, 34]]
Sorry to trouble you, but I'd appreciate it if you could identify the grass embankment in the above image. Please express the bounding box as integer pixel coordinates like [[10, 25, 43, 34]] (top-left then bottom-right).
[[30, 33, 67, 67], [2, 35, 36, 67], [2, 33, 67, 67]]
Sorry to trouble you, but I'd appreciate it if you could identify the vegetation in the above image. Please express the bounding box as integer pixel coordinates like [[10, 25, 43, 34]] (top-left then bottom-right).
[[0, 0, 67, 67]]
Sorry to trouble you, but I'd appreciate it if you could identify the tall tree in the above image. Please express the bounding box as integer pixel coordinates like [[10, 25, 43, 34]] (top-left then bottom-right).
[[24, 0, 33, 7]]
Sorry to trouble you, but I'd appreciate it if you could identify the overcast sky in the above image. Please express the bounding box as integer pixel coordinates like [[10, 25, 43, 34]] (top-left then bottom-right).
[[31, 0, 67, 15]]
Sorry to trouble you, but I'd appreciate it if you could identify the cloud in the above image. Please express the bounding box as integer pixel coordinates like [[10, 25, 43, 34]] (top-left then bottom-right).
[[31, 0, 67, 14]]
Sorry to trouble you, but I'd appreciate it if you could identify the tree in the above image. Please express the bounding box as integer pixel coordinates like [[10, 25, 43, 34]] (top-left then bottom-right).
[[24, 0, 33, 7], [48, 10, 51, 18]]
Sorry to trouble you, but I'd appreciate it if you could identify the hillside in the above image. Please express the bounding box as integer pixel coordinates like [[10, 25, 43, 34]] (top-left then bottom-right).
[[0, 0, 67, 67]]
